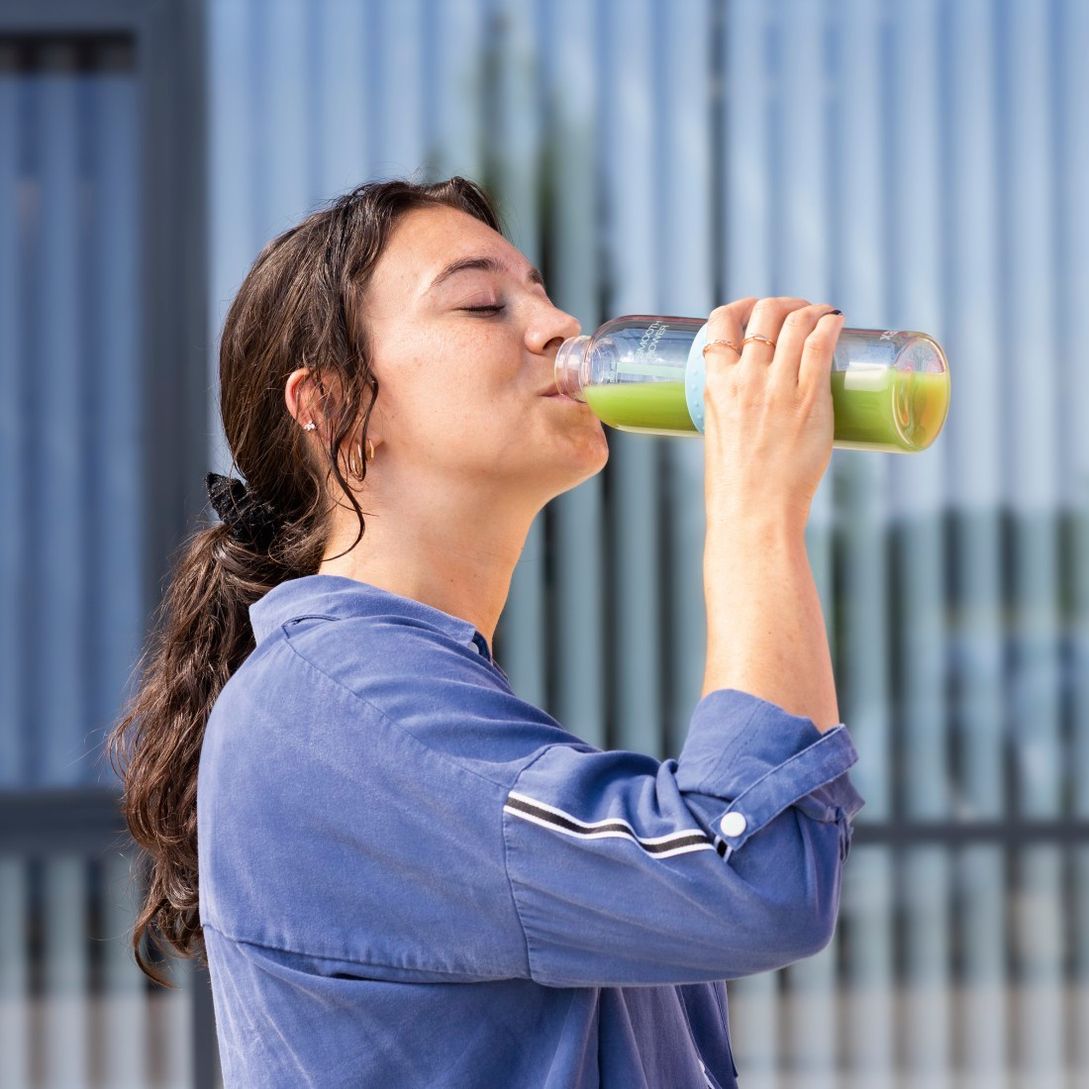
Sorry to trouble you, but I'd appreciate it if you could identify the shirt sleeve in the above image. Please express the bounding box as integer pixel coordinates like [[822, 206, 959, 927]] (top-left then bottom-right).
[[502, 687, 865, 988]]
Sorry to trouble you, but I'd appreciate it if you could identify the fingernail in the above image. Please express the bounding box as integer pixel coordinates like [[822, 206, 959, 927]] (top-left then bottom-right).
[[830, 309, 843, 316]]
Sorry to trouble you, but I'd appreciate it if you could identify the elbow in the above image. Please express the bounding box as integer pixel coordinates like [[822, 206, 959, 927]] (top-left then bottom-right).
[[764, 855, 846, 967], [789, 859, 845, 961], [800, 892, 840, 957], [717, 892, 839, 979], [716, 808, 850, 975], [767, 894, 840, 969]]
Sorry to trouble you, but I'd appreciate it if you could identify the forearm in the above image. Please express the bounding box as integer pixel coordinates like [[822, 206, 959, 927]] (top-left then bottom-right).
[[701, 513, 840, 732]]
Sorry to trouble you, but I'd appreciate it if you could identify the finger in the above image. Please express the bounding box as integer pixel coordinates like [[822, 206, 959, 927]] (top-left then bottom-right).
[[767, 303, 842, 388], [737, 296, 811, 369], [797, 310, 846, 390], [704, 297, 759, 367]]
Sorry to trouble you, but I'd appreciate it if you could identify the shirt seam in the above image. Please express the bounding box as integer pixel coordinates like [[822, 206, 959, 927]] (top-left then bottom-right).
[[279, 624, 521, 793], [499, 744, 561, 982], [278, 629, 561, 983], [200, 920, 505, 981]]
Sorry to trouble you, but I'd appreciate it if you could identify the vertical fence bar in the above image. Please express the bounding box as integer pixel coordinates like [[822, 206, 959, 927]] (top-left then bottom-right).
[[0, 42, 22, 788], [1059, 0, 1089, 1079], [0, 857, 29, 1089], [427, 0, 485, 181], [600, 0, 663, 762], [491, 0, 548, 707], [1002, 1, 1064, 1085], [543, 0, 608, 747], [658, 0, 712, 764], [376, 0, 425, 179], [101, 852, 149, 1088], [834, 4, 895, 1084], [885, 2, 953, 1086], [776, 3, 839, 1083], [946, 1, 1009, 1085], [719, 3, 779, 1084], [166, 957, 197, 1089], [262, 0, 311, 235], [88, 40, 142, 788], [42, 856, 89, 1088], [207, 0, 259, 474], [36, 42, 85, 788], [315, 0, 369, 200]]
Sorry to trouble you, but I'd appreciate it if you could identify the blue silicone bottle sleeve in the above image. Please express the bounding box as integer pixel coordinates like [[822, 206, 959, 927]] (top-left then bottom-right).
[[684, 320, 711, 433]]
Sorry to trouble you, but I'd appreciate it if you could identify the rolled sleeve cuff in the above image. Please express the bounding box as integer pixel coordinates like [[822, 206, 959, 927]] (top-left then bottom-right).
[[675, 688, 865, 855]]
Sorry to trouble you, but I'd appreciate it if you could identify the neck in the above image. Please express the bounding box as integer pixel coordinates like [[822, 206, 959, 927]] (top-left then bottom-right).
[[317, 468, 540, 656]]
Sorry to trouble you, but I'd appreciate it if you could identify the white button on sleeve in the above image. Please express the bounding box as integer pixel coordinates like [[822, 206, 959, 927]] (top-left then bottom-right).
[[719, 811, 747, 838]]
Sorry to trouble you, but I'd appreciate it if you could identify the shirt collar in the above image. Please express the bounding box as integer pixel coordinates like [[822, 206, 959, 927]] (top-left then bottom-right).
[[248, 573, 489, 656]]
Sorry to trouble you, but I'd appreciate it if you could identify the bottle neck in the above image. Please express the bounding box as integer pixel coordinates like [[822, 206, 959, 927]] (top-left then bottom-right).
[[554, 335, 591, 400]]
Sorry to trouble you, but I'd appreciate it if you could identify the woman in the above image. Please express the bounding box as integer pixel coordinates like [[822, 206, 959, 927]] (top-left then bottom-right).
[[109, 176, 864, 1088]]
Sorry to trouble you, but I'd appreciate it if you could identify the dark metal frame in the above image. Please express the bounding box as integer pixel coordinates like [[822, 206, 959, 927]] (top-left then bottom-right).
[[0, 0, 212, 1084]]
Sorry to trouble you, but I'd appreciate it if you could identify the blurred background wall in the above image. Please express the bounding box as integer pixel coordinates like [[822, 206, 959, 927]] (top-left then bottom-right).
[[2, 0, 1087, 1086]]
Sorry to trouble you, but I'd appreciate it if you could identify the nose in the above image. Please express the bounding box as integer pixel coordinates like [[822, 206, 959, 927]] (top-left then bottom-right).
[[527, 303, 581, 356]]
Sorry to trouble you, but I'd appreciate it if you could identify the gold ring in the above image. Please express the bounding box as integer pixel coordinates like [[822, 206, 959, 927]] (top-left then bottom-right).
[[702, 338, 742, 358], [742, 333, 776, 350]]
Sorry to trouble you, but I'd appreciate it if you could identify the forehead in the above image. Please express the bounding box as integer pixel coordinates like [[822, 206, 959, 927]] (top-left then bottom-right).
[[371, 204, 523, 293]]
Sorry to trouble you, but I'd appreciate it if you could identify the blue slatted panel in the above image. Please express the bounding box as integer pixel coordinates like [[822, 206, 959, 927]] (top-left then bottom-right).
[[1, 40, 141, 791], [189, 3, 1089, 1086]]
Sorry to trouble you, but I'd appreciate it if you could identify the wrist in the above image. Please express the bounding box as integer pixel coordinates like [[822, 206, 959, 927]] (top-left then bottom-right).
[[704, 505, 809, 546]]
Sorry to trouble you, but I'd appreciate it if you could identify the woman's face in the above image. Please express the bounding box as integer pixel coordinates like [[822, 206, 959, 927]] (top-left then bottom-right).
[[359, 203, 609, 504]]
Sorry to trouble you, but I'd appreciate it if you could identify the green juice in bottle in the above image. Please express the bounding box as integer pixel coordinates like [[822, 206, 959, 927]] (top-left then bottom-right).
[[554, 315, 950, 453]]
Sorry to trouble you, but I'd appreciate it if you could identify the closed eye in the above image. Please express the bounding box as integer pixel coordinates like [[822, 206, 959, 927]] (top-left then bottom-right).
[[461, 305, 506, 315]]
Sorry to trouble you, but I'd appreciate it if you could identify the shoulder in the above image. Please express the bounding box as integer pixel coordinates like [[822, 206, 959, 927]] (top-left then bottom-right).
[[214, 612, 591, 790]]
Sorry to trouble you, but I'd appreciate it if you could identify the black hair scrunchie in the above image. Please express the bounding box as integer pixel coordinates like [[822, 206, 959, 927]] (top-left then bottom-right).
[[205, 471, 281, 552]]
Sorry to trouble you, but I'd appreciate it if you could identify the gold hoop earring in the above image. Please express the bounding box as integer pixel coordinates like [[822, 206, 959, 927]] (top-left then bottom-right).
[[346, 443, 362, 477], [347, 438, 375, 477]]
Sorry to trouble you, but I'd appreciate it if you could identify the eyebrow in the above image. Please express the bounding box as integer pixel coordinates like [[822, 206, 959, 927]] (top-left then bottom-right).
[[426, 255, 546, 293]]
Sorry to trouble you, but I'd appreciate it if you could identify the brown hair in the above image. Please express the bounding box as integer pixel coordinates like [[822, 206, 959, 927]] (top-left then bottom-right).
[[106, 176, 504, 985]]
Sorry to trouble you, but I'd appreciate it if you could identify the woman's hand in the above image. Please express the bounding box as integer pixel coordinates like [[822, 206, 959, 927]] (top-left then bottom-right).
[[701, 296, 845, 530]]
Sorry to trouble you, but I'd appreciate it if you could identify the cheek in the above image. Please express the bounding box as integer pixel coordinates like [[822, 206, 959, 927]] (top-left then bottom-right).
[[380, 334, 516, 455]]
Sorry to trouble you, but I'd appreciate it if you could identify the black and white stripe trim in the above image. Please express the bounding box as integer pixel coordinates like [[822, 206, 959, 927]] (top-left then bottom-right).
[[504, 790, 730, 860]]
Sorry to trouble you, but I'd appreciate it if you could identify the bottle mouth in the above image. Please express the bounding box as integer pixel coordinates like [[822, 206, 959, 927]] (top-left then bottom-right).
[[554, 335, 591, 401]]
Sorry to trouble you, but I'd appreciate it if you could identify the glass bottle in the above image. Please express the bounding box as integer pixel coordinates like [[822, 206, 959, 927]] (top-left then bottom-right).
[[553, 314, 950, 453]]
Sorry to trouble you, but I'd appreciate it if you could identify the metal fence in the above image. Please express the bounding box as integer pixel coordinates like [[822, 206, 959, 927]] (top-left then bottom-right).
[[2, 0, 1087, 1086]]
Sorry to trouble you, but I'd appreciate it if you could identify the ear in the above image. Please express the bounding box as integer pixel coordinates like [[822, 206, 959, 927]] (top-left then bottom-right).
[[286, 367, 338, 437]]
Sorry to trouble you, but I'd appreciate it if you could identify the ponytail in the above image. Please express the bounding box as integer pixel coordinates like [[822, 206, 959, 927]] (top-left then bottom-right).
[[106, 175, 503, 984]]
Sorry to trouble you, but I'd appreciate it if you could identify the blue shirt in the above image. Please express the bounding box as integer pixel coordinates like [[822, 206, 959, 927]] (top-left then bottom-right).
[[197, 573, 865, 1088]]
